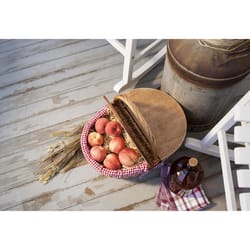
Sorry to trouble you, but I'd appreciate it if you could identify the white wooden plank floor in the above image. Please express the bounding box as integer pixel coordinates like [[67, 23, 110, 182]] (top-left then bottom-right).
[[0, 39, 232, 210]]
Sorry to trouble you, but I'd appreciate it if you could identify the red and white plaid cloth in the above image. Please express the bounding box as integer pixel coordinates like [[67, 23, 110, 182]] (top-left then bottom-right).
[[81, 105, 151, 178], [155, 161, 210, 211]]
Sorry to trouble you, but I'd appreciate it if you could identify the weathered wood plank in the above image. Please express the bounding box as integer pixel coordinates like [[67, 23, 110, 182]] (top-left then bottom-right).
[[119, 197, 162, 211], [0, 40, 109, 75], [202, 194, 227, 211], [0, 39, 153, 91], [0, 39, 12, 45], [0, 39, 78, 57], [0, 64, 163, 128], [0, 54, 122, 113], [0, 91, 116, 142], [0, 164, 98, 210], [0, 48, 163, 114], [0, 39, 79, 62], [0, 113, 93, 159], [0, 75, 120, 127], [63, 176, 160, 211], [0, 40, 110, 90], [1, 165, 160, 211], [0, 40, 45, 53]]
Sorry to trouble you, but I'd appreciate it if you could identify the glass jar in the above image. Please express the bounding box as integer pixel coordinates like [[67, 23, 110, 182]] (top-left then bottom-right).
[[168, 156, 204, 196]]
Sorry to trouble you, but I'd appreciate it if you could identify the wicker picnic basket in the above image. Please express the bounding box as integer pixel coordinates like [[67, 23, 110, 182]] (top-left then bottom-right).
[[81, 88, 187, 178]]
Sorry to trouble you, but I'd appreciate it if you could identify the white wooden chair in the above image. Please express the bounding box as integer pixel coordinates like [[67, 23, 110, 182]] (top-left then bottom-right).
[[184, 90, 250, 210], [107, 39, 166, 93]]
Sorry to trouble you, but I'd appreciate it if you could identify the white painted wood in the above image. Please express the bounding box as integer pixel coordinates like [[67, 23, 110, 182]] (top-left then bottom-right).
[[201, 91, 250, 147], [235, 106, 250, 122], [184, 137, 235, 161], [201, 115, 235, 147], [114, 39, 137, 92], [234, 147, 250, 165], [236, 169, 250, 188], [234, 125, 250, 143], [106, 39, 125, 56], [239, 193, 250, 211], [112, 39, 166, 93], [135, 39, 162, 61], [217, 130, 237, 211], [132, 46, 166, 83], [123, 40, 137, 82]]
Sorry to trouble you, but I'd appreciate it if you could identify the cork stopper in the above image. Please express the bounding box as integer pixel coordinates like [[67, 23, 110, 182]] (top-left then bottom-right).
[[188, 157, 198, 167]]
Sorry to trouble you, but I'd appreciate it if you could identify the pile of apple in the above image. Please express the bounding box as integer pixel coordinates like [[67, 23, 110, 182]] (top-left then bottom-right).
[[88, 117, 139, 170]]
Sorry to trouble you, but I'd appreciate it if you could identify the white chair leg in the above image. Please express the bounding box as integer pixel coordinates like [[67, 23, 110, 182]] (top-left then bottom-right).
[[113, 39, 137, 93], [217, 129, 237, 211], [109, 39, 166, 93]]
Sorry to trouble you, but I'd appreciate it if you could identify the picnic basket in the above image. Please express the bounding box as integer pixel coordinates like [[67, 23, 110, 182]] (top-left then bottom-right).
[[81, 88, 187, 178]]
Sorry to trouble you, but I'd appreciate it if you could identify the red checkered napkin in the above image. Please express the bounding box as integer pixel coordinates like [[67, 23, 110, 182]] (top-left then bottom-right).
[[155, 161, 210, 211]]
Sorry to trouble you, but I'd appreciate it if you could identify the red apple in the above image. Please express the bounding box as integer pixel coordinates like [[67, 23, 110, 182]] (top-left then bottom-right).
[[103, 153, 121, 170], [88, 132, 104, 146], [109, 137, 126, 154], [95, 117, 109, 134], [105, 121, 122, 137], [118, 147, 139, 167], [90, 146, 107, 162]]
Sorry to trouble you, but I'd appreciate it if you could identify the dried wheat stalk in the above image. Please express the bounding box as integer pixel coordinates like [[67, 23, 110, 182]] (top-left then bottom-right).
[[39, 124, 84, 184]]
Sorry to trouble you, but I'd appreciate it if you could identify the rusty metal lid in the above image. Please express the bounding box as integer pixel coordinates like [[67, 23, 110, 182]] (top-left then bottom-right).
[[168, 39, 250, 87]]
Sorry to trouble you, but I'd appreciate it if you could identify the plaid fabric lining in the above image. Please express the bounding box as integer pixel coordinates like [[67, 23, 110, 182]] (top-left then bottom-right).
[[155, 162, 210, 211], [80, 105, 150, 178]]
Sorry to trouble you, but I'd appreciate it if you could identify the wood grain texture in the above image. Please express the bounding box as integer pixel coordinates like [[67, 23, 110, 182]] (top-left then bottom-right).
[[0, 39, 229, 211]]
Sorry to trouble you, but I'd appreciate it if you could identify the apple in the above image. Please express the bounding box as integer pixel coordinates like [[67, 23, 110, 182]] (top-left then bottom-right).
[[90, 146, 107, 162], [95, 117, 109, 134], [105, 121, 122, 137], [109, 137, 126, 154], [118, 147, 139, 167], [88, 132, 104, 146], [103, 153, 121, 170]]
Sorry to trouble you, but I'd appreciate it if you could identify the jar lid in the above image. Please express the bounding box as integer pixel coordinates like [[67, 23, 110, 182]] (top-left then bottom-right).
[[188, 157, 198, 167]]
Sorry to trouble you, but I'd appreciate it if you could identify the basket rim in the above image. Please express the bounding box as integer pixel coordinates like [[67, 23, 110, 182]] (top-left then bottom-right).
[[80, 105, 150, 178]]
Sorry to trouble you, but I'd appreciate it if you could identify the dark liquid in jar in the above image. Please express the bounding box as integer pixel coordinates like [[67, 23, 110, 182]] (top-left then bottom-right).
[[168, 156, 204, 195]]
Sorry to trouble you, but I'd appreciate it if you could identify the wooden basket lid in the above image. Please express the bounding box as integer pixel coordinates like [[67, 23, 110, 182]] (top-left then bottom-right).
[[105, 88, 187, 167]]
